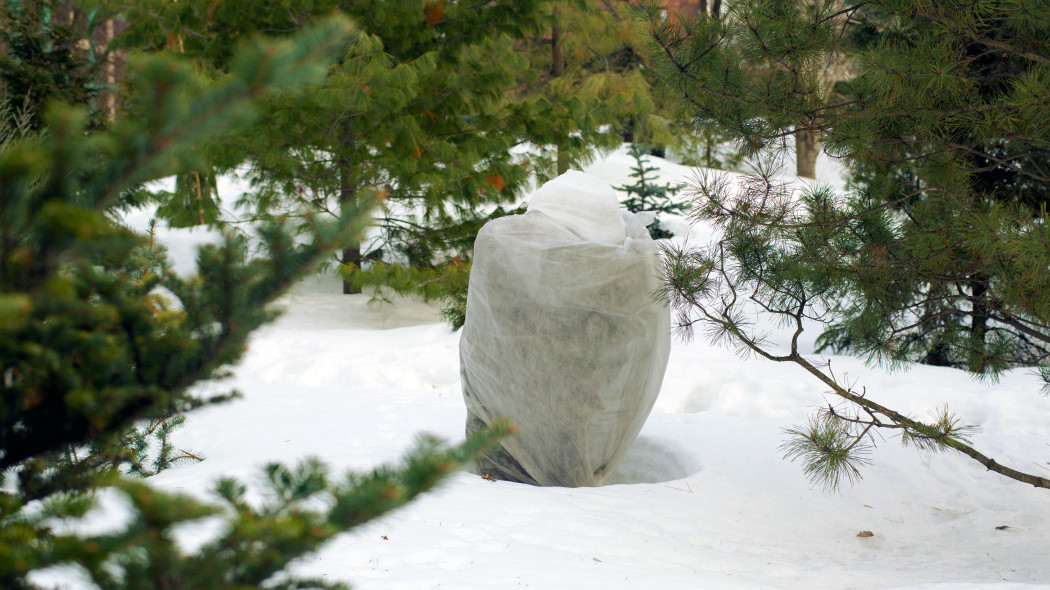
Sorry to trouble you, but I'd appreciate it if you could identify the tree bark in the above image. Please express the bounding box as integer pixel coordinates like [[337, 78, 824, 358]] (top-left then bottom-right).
[[970, 276, 989, 344], [794, 0, 852, 179], [795, 128, 819, 178], [339, 157, 362, 295], [341, 244, 361, 294], [551, 16, 570, 175], [551, 22, 564, 79]]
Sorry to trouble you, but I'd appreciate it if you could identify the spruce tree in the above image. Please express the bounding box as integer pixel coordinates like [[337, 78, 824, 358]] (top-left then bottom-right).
[[0, 0, 107, 131], [616, 143, 687, 239], [0, 16, 508, 588], [0, 17, 365, 494], [642, 0, 1050, 490]]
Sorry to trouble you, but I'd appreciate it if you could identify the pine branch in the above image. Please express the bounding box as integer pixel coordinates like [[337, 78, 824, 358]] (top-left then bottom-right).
[[661, 169, 1050, 490], [664, 238, 1050, 489]]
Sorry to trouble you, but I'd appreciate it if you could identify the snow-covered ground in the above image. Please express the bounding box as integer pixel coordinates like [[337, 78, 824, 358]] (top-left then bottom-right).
[[37, 147, 1050, 589]]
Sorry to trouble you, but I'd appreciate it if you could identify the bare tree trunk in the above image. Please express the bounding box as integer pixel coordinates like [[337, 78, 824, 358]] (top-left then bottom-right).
[[551, 22, 564, 79], [795, 128, 819, 178], [970, 276, 989, 345], [795, 0, 851, 179], [551, 15, 570, 175], [670, 0, 705, 19], [105, 18, 116, 117], [341, 244, 362, 294], [339, 158, 362, 295]]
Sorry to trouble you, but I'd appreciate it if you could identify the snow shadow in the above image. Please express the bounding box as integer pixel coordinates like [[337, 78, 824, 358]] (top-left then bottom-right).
[[605, 436, 699, 485]]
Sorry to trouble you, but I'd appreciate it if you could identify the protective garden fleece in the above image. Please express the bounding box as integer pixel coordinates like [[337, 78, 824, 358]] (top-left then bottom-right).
[[460, 171, 671, 487]]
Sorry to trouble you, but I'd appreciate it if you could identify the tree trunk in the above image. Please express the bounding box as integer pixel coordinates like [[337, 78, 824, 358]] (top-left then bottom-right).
[[794, 0, 851, 180], [341, 243, 361, 295], [670, 0, 704, 19], [551, 23, 564, 79], [339, 158, 362, 295], [795, 128, 819, 179], [552, 16, 570, 175], [970, 276, 989, 345]]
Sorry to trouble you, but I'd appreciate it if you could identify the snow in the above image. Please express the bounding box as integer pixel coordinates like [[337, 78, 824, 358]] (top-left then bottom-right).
[[31, 147, 1050, 589]]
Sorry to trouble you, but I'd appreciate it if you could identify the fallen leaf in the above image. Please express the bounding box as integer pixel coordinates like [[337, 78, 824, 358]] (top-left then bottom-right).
[[593, 557, 602, 563], [22, 388, 44, 408], [481, 474, 496, 481], [485, 173, 506, 191], [424, 2, 445, 26], [857, 531, 874, 538], [381, 535, 389, 540], [995, 525, 1011, 531]]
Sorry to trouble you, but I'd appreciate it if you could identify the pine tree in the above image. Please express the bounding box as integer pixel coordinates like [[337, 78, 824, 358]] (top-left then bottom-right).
[[0, 17, 508, 588], [108, 1, 711, 325], [524, 0, 729, 172], [526, 0, 647, 176], [110, 1, 554, 295], [643, 0, 1050, 490], [365, 0, 713, 322], [616, 143, 687, 239], [790, 0, 852, 179], [813, 3, 1050, 368]]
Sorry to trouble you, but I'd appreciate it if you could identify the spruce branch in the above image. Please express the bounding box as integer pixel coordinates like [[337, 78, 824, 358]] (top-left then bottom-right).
[[0, 16, 362, 482], [2, 423, 511, 590]]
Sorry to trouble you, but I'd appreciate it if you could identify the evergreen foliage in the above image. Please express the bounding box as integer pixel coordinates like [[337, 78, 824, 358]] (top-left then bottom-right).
[[0, 0, 107, 131], [524, 1, 741, 170], [1, 430, 508, 590], [1, 16, 359, 497], [110, 0, 560, 298], [616, 143, 687, 239], [643, 0, 1050, 490], [0, 97, 35, 148], [109, 0, 711, 324], [524, 1, 658, 175], [1, 16, 508, 587]]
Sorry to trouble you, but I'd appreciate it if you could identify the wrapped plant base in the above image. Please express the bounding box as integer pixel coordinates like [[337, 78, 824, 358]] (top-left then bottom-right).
[[460, 171, 671, 487]]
